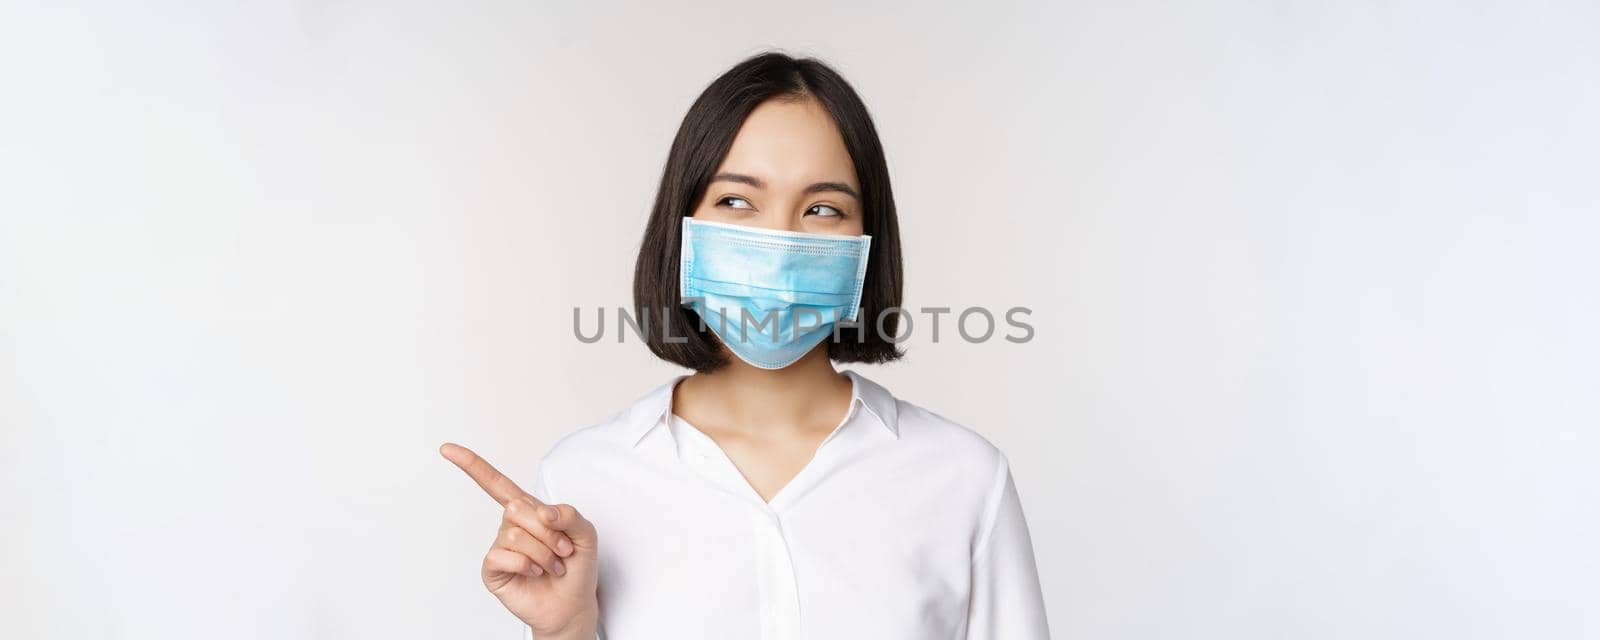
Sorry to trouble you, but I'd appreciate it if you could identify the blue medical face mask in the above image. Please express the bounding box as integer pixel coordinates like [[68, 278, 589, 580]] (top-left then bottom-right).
[[679, 217, 872, 370]]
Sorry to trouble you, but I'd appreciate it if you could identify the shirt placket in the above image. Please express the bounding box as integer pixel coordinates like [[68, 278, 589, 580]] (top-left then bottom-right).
[[673, 421, 805, 640], [751, 506, 801, 640]]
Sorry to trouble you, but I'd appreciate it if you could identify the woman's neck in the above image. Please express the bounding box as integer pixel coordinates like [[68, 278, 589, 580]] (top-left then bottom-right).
[[674, 345, 853, 435]]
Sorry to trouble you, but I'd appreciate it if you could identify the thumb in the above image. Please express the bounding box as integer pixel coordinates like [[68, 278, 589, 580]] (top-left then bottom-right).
[[541, 503, 599, 549]]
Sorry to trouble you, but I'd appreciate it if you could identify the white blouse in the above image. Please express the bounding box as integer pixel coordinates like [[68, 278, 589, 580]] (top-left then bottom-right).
[[521, 370, 1049, 639]]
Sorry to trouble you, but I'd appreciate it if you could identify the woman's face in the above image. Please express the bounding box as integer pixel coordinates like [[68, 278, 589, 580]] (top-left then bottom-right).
[[690, 97, 865, 237]]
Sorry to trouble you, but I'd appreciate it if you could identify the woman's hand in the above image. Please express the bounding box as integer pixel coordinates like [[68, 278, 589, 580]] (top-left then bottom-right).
[[440, 443, 599, 639]]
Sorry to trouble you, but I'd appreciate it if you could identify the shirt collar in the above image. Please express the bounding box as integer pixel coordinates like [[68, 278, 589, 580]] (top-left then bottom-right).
[[617, 369, 900, 447]]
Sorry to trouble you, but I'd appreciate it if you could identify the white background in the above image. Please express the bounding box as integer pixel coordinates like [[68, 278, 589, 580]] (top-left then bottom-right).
[[3, 1, 1596, 638]]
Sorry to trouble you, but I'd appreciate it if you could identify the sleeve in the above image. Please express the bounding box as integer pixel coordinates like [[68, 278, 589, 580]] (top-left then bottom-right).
[[529, 459, 554, 504], [966, 452, 1051, 639], [517, 460, 604, 640]]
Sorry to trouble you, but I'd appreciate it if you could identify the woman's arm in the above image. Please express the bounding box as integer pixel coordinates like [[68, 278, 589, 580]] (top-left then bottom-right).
[[966, 453, 1051, 639]]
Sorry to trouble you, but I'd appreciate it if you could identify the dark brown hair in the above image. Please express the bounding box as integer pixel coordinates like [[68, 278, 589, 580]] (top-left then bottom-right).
[[632, 52, 904, 372]]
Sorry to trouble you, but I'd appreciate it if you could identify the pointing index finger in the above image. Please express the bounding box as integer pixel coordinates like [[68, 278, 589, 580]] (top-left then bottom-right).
[[439, 442, 531, 507]]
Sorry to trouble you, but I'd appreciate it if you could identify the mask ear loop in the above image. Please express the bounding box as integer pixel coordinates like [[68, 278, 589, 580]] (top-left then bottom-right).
[[845, 236, 872, 322], [678, 217, 697, 303]]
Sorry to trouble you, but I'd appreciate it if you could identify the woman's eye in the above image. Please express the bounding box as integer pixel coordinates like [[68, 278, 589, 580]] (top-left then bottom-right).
[[717, 196, 755, 210], [806, 204, 844, 218]]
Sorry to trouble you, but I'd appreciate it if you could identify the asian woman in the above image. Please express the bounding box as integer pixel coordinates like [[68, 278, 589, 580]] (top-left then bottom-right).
[[440, 51, 1049, 640]]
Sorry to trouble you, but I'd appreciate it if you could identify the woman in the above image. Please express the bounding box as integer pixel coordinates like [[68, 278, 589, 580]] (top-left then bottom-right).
[[440, 52, 1049, 639]]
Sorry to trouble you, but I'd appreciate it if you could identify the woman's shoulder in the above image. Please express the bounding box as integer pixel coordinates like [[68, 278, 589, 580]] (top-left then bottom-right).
[[890, 395, 1013, 472], [872, 387, 1020, 523], [845, 370, 1013, 478]]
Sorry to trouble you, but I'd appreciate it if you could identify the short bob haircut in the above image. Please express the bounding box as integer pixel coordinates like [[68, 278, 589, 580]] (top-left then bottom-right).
[[633, 52, 904, 372]]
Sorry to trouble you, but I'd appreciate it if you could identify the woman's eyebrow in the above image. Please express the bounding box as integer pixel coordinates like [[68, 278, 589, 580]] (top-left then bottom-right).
[[803, 181, 860, 200], [710, 172, 765, 188], [710, 174, 860, 201]]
